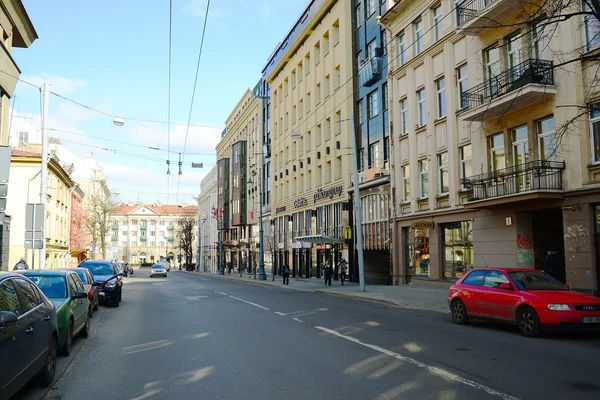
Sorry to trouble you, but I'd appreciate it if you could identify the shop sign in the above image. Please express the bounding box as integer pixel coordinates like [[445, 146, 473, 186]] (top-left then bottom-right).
[[343, 226, 352, 240], [412, 221, 433, 229], [314, 185, 344, 203], [294, 198, 308, 208], [275, 206, 287, 214]]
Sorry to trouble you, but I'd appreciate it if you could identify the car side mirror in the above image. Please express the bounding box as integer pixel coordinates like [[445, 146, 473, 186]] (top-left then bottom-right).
[[499, 283, 513, 290], [0, 311, 18, 326], [72, 291, 88, 300]]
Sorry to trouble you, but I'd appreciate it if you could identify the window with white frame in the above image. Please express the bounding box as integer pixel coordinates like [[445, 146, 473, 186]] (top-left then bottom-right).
[[590, 104, 600, 162], [355, 3, 362, 29], [367, 0, 376, 16], [358, 99, 365, 125], [457, 64, 469, 109], [397, 31, 406, 67], [537, 116, 555, 161], [418, 160, 428, 198], [417, 88, 426, 126], [335, 65, 341, 89], [532, 22, 550, 59], [583, 1, 600, 52], [490, 133, 506, 171], [436, 77, 446, 118], [18, 131, 29, 142], [367, 39, 377, 59], [414, 18, 423, 56], [438, 152, 449, 194], [382, 82, 388, 110], [368, 89, 379, 118], [381, 29, 387, 55], [402, 165, 410, 201], [433, 4, 442, 41], [400, 98, 408, 135], [460, 144, 472, 189]]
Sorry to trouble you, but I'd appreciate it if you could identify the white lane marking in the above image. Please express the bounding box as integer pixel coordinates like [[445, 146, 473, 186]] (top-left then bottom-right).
[[243, 300, 269, 310], [197, 285, 204, 288], [274, 312, 286, 316], [217, 292, 227, 295], [315, 326, 521, 400], [228, 295, 243, 301], [185, 296, 208, 301], [292, 318, 304, 323]]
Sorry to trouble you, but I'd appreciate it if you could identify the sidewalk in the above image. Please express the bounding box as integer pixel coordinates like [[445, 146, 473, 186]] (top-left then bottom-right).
[[193, 271, 449, 313]]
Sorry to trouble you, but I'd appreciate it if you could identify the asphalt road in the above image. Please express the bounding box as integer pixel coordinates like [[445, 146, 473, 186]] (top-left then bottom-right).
[[18, 270, 600, 400]]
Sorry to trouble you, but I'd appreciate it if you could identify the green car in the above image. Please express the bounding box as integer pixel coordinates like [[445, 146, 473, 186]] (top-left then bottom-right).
[[19, 270, 93, 356]]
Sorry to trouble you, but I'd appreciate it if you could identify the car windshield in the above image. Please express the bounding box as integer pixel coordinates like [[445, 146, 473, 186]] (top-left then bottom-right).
[[152, 265, 163, 269], [82, 263, 115, 276], [508, 271, 567, 290], [26, 275, 67, 298]]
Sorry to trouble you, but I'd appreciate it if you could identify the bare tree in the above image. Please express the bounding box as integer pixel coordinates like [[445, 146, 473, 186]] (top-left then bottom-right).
[[177, 213, 196, 269], [84, 193, 118, 259]]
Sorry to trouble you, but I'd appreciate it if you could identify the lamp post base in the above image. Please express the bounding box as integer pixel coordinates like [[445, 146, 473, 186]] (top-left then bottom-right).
[[258, 264, 266, 280]]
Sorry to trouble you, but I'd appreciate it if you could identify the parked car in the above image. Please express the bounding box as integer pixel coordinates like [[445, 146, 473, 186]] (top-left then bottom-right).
[[150, 264, 168, 278], [19, 270, 91, 356], [448, 268, 600, 337], [61, 267, 99, 312], [0, 272, 59, 399], [79, 260, 123, 307]]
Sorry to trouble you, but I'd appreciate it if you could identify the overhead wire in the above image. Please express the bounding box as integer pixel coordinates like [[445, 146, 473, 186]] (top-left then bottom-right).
[[167, 0, 174, 205]]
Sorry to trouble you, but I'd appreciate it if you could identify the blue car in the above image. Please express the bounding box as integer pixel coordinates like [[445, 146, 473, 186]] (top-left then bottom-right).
[[0, 272, 59, 399]]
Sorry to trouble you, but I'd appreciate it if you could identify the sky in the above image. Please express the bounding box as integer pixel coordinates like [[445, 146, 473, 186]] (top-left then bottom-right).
[[9, 0, 308, 205]]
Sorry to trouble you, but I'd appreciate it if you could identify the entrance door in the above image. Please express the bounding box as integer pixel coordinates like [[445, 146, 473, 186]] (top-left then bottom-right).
[[512, 125, 529, 193]]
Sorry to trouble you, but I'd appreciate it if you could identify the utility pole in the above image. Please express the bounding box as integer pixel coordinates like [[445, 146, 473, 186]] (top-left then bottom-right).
[[349, 118, 366, 292], [39, 82, 49, 269]]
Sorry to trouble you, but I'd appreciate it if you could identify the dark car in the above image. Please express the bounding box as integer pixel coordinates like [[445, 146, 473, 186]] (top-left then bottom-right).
[[0, 272, 59, 399], [79, 260, 123, 307], [61, 267, 99, 312]]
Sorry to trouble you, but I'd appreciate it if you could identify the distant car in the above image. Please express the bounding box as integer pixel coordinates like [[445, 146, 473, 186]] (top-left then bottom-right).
[[19, 270, 91, 356], [0, 272, 59, 399], [61, 268, 99, 312], [448, 268, 600, 337], [79, 260, 123, 307], [150, 264, 167, 278]]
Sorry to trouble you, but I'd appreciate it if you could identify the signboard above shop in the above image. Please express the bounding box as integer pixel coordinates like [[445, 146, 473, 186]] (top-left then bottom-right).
[[411, 221, 434, 229]]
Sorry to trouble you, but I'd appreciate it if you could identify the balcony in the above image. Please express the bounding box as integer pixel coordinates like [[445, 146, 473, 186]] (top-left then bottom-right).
[[461, 59, 555, 121], [167, 235, 174, 242], [112, 225, 119, 230], [461, 160, 565, 206], [140, 224, 147, 230], [111, 235, 118, 242], [456, 0, 525, 34], [359, 56, 383, 87], [140, 236, 147, 241], [167, 225, 174, 231]]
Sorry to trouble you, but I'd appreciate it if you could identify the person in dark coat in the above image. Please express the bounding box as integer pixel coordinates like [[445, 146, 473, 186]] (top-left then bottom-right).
[[323, 260, 332, 286], [544, 248, 565, 283], [282, 264, 290, 285], [13, 257, 28, 271], [339, 258, 347, 286]]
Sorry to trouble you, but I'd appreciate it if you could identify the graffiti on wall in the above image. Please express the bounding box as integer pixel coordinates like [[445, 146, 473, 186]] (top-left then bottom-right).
[[517, 233, 532, 249], [518, 250, 534, 264], [564, 224, 589, 252]]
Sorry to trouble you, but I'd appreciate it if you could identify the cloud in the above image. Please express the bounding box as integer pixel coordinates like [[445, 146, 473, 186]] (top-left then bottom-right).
[[20, 73, 87, 95]]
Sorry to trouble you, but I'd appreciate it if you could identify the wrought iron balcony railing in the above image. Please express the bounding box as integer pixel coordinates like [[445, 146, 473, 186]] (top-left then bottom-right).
[[461, 160, 565, 202], [359, 56, 383, 87], [456, 0, 495, 26], [461, 59, 554, 111]]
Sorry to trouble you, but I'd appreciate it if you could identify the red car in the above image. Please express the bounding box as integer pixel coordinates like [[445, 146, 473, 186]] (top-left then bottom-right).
[[448, 268, 600, 337], [61, 267, 100, 312]]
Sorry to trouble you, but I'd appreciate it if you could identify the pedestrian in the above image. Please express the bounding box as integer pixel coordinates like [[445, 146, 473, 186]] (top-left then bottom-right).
[[323, 260, 332, 286], [13, 256, 29, 271], [283, 264, 290, 285], [339, 258, 347, 286]]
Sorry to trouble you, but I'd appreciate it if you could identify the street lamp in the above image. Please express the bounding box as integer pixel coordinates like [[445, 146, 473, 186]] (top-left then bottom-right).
[[213, 207, 225, 275], [248, 173, 266, 281]]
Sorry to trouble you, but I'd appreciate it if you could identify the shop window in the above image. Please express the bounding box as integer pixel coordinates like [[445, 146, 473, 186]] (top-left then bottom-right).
[[442, 221, 474, 280], [413, 227, 430, 277]]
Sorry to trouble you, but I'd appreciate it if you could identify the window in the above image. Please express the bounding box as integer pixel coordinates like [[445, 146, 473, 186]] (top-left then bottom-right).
[[484, 46, 500, 95], [417, 88, 426, 126], [122, 231, 127, 237], [483, 270, 510, 288], [400, 98, 408, 135], [13, 279, 41, 312], [367, 0, 376, 15], [413, 18, 423, 56], [150, 241, 155, 247], [490, 133, 506, 171], [305, 53, 311, 75], [335, 65, 341, 89], [358, 148, 365, 171], [443, 221, 474, 280], [0, 280, 22, 316], [358, 99, 365, 125], [537, 116, 555, 160], [591, 104, 600, 162], [397, 32, 406, 67], [336, 156, 342, 180], [436, 77, 446, 118], [457, 64, 469, 109], [150, 230, 156, 236], [323, 32, 330, 56], [583, 1, 600, 51], [384, 135, 390, 161], [315, 41, 321, 64], [122, 241, 127, 247], [413, 227, 430, 277], [433, 4, 442, 41], [292, 105, 296, 124], [367, 40, 377, 59], [369, 141, 380, 168], [306, 92, 311, 112], [299, 99, 304, 120], [333, 20, 340, 45], [367, 90, 379, 118], [355, 3, 362, 29], [132, 241, 137, 247], [298, 63, 303, 82], [335, 111, 342, 136], [460, 145, 472, 189], [462, 269, 487, 286], [325, 118, 331, 141], [316, 83, 321, 105], [418, 160, 428, 198], [507, 33, 523, 70], [382, 82, 388, 110], [160, 221, 165, 226], [18, 131, 29, 142], [325, 74, 331, 97], [402, 165, 410, 201], [160, 241, 165, 247], [532, 21, 550, 59], [438, 152, 449, 194], [381, 29, 387, 55], [291, 70, 296, 89]]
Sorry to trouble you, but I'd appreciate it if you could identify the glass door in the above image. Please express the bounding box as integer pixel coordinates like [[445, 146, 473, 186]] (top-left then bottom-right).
[[512, 125, 530, 192]]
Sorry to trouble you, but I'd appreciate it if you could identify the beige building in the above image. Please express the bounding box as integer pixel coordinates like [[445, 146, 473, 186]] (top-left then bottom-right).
[[265, 0, 353, 277], [109, 203, 197, 265], [8, 150, 74, 269], [381, 0, 600, 295]]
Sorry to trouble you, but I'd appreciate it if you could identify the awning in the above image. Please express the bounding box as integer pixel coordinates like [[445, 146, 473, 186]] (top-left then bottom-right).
[[69, 249, 88, 257], [294, 235, 343, 244]]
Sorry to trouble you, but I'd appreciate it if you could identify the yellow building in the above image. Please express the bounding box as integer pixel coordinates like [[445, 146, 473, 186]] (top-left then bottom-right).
[[8, 150, 74, 269], [264, 0, 353, 278], [382, 0, 600, 294]]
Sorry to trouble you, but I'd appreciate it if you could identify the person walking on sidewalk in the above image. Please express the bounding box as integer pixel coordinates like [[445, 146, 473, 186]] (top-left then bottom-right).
[[13, 257, 28, 271], [323, 260, 332, 286], [339, 258, 347, 286], [282, 264, 290, 285]]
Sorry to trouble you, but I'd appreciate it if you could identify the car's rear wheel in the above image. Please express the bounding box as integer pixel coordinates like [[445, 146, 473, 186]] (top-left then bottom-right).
[[60, 322, 73, 356], [451, 299, 469, 325], [36, 335, 57, 386], [517, 306, 541, 337], [79, 309, 91, 338]]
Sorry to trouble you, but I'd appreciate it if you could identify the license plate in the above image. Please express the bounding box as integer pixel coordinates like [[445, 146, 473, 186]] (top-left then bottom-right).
[[582, 316, 600, 323]]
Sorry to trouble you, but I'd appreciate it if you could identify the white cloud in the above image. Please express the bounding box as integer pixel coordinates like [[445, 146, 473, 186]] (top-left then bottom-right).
[[21, 73, 87, 95]]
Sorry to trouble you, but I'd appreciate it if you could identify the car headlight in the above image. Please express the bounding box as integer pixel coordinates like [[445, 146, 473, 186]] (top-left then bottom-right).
[[104, 280, 117, 288], [547, 304, 571, 311]]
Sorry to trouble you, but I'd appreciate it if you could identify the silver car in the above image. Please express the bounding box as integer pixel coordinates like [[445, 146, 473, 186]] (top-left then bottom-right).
[[150, 264, 167, 278]]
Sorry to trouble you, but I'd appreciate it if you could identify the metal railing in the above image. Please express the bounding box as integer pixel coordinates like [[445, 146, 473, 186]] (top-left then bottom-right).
[[358, 56, 383, 87], [456, 0, 497, 26], [461, 160, 565, 202], [461, 59, 554, 110]]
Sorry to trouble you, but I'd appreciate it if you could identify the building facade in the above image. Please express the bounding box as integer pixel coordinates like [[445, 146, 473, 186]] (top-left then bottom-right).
[[109, 204, 198, 265], [8, 150, 74, 269], [69, 184, 86, 265], [263, 0, 355, 280], [199, 165, 219, 273], [382, 0, 600, 295]]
